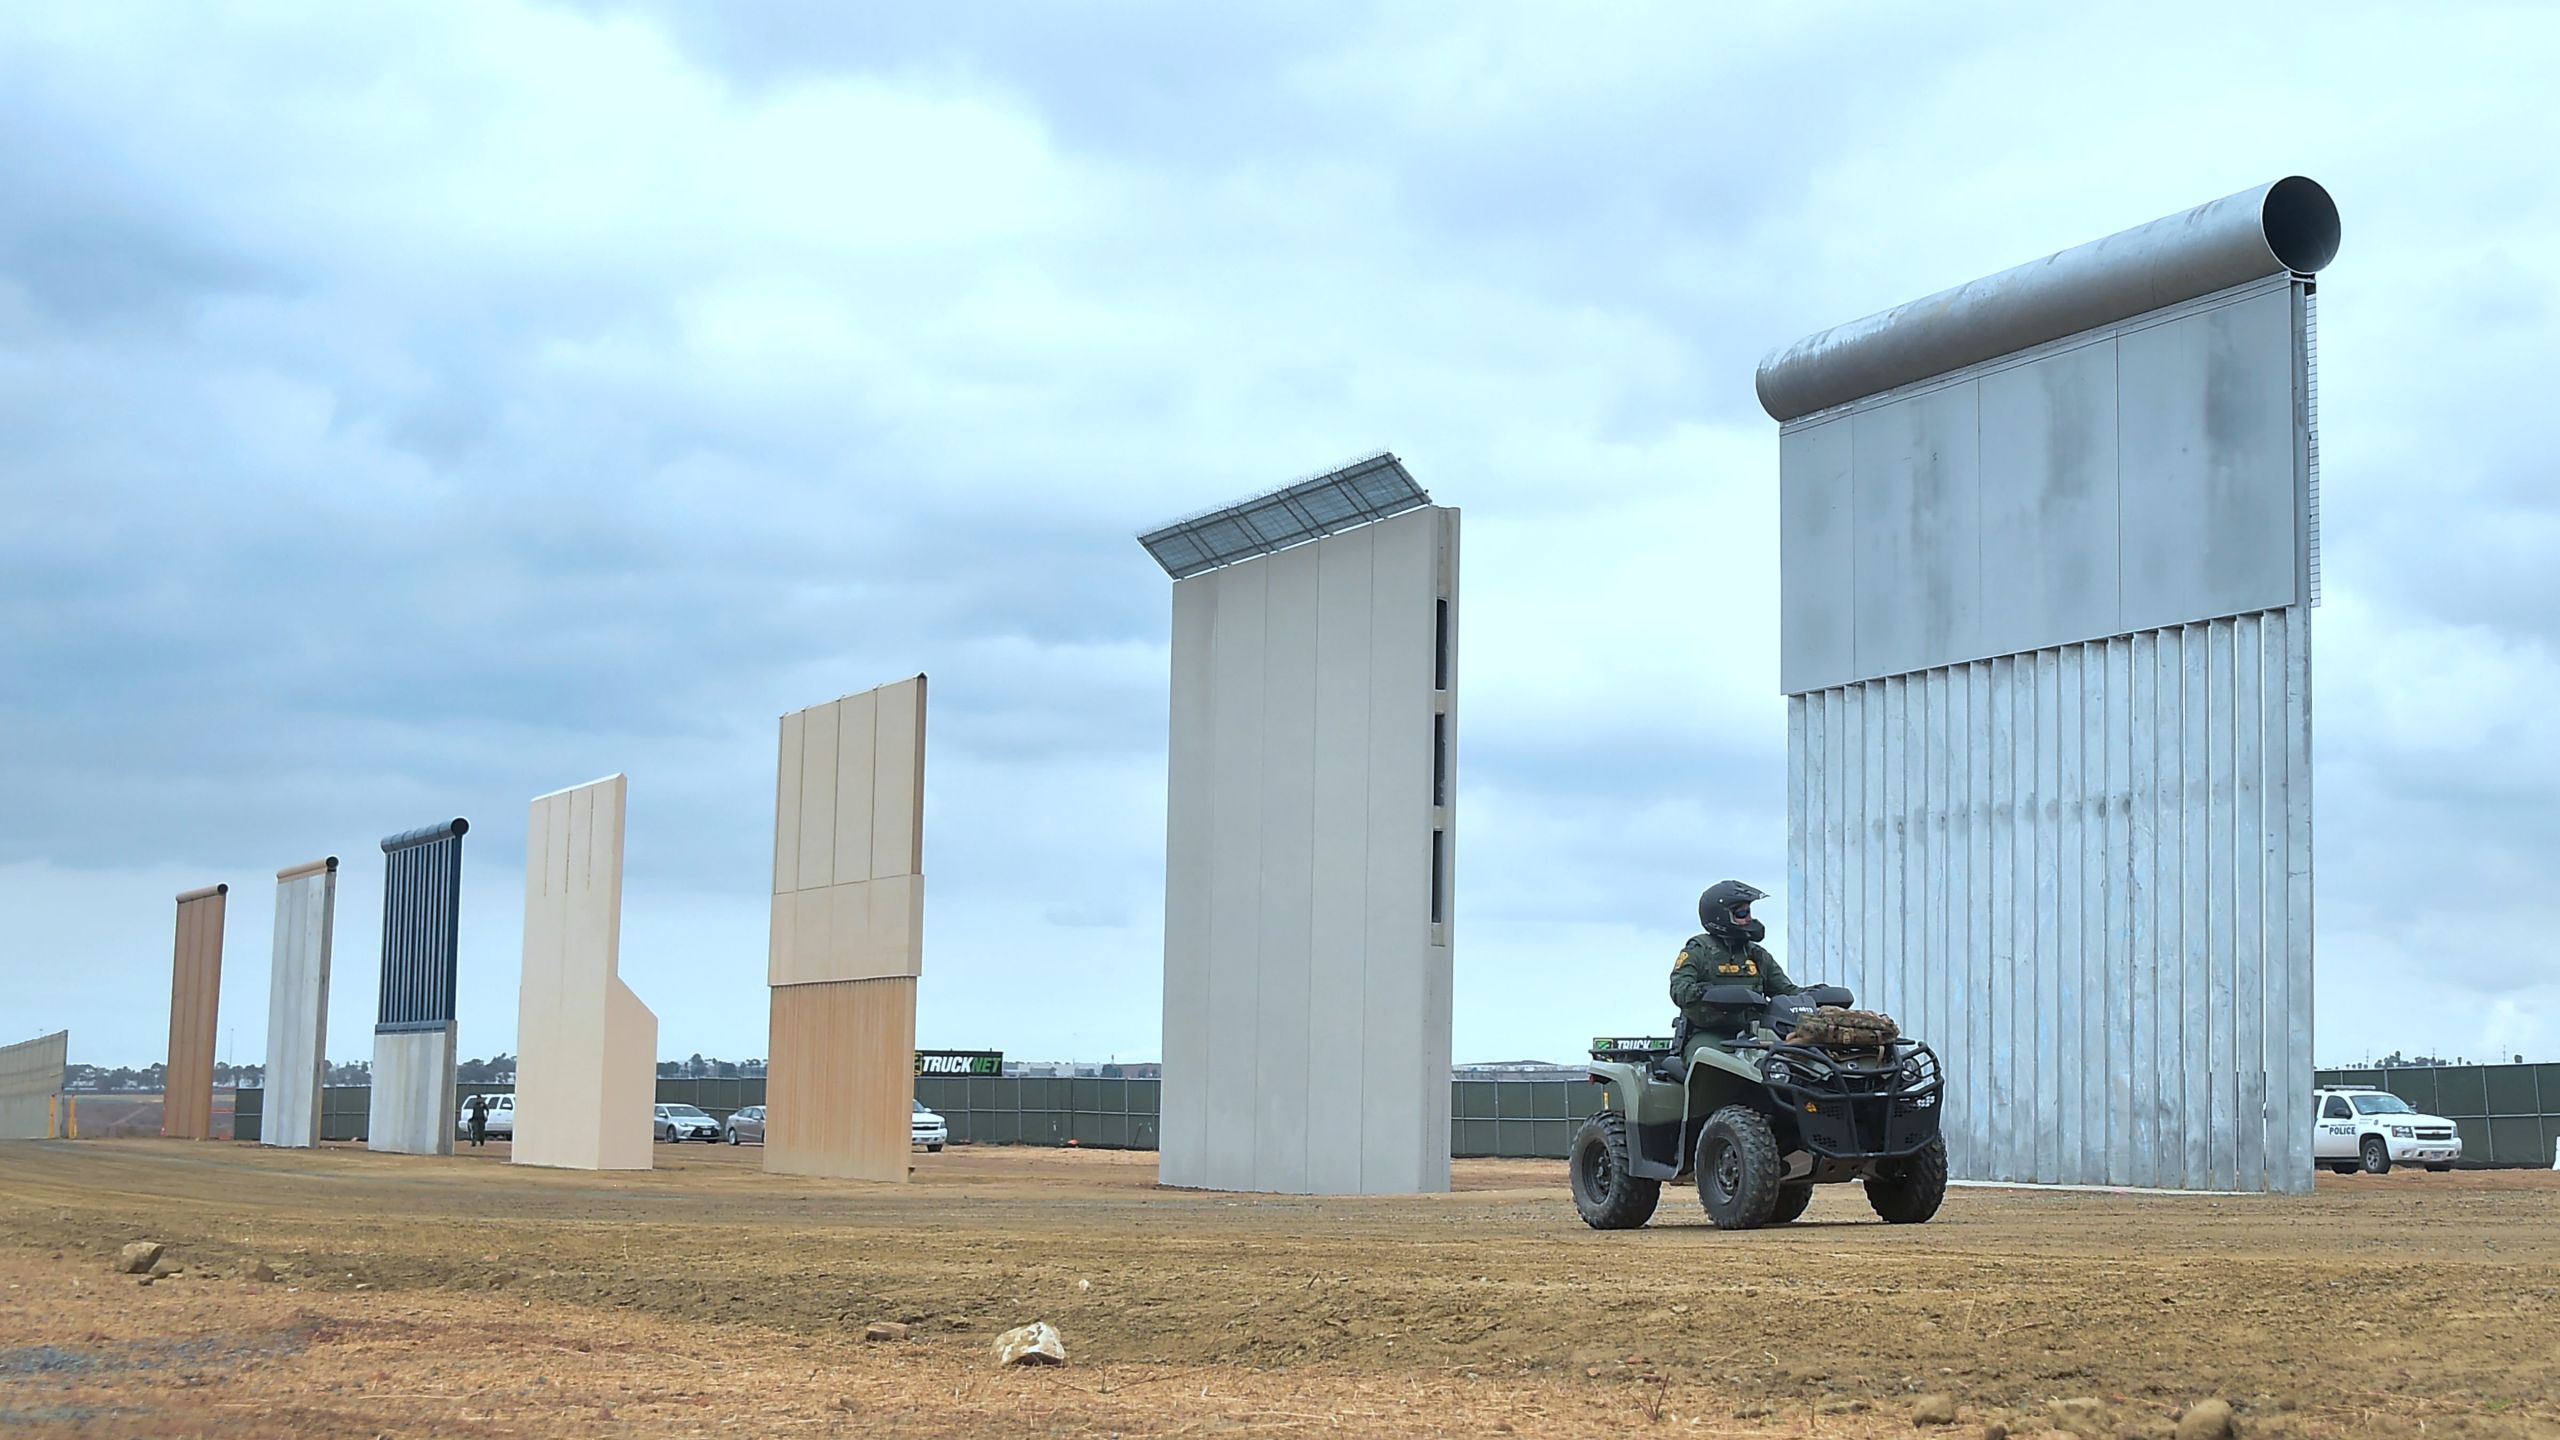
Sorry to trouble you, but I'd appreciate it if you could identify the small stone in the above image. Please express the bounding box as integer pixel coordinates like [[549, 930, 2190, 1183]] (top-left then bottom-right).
[[863, 1322, 910, 1343], [1979, 1426, 2009, 1440], [136, 1274, 157, 1287], [115, 1242, 164, 1275], [244, 1260, 276, 1284], [994, 1320, 1065, 1367], [149, 1260, 180, 1278], [2174, 1399, 2237, 1440], [1914, 1393, 1960, 1426]]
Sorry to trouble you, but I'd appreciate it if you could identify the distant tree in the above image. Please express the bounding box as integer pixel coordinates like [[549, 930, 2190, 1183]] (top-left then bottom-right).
[[658, 1061, 680, 1078], [688, 1052, 706, 1078]]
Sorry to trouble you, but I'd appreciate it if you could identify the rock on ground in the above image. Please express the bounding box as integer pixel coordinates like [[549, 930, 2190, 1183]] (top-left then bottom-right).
[[1913, 1393, 1959, 1426], [114, 1242, 164, 1275], [863, 1322, 910, 1342], [244, 1259, 276, 1283], [2176, 1398, 2238, 1440], [995, 1321, 1065, 1367]]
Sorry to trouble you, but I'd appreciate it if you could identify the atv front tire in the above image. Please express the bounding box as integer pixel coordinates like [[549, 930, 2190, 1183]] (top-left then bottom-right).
[[1696, 1106, 1783, 1230], [1865, 1136, 1948, 1224], [1570, 1113, 1660, 1230], [1768, 1183, 1815, 1225]]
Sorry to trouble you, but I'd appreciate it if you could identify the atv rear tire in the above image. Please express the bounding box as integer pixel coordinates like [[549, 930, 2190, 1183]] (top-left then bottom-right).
[[1570, 1113, 1660, 1230], [1696, 1106, 1783, 1230], [1865, 1136, 1949, 1224], [1767, 1183, 1814, 1225]]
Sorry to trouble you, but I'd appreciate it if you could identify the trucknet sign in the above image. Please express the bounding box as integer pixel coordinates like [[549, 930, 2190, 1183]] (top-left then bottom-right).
[[916, 1050, 1002, 1077]]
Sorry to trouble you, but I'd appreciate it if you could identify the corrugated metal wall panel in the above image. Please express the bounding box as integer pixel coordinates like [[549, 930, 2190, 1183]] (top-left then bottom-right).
[[1788, 606, 2313, 1192], [378, 820, 467, 1030]]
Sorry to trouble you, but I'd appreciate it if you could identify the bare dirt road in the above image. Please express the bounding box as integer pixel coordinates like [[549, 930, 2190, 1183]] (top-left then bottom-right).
[[3, 1139, 2556, 1438]]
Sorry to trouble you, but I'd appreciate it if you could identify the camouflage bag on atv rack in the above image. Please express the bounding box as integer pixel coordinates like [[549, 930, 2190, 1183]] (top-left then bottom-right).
[[1786, 1007, 1900, 1050]]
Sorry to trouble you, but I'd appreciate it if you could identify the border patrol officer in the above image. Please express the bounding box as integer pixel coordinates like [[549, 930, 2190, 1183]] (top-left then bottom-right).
[[1670, 880, 1802, 1061]]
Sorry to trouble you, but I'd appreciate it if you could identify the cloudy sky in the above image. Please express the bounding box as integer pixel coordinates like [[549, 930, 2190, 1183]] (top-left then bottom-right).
[[4, 3, 2554, 1073]]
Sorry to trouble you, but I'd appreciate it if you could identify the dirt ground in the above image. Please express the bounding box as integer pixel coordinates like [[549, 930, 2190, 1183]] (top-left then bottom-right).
[[2, 1141, 2556, 1439]]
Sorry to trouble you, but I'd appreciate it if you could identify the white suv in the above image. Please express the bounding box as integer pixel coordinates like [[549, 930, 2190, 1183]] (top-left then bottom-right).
[[911, 1099, 947, 1152], [2314, 1086, 2462, 1175]]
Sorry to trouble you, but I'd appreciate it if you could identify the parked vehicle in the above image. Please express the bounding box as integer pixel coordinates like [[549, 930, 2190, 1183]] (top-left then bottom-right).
[[654, 1103, 720, 1143], [724, 1105, 765, 1145], [2314, 1086, 2462, 1174], [912, 1099, 947, 1152], [455, 1093, 516, 1139]]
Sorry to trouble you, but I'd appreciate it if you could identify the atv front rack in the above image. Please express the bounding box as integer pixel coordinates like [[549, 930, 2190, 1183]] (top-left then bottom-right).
[[1735, 1037, 1944, 1161]]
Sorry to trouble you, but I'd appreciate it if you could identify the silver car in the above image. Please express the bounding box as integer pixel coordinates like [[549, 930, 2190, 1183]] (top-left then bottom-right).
[[724, 1105, 765, 1145], [654, 1103, 719, 1143]]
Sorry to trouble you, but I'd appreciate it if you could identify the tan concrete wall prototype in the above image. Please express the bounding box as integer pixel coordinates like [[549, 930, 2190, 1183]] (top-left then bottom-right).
[[263, 858, 338, 1149], [165, 884, 228, 1141], [1159, 506, 1459, 1195], [767, 676, 925, 1181], [513, 774, 658, 1171], [0, 1030, 70, 1140]]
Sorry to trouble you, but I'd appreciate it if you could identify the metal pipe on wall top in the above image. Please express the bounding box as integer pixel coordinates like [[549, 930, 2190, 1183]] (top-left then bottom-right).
[[1755, 176, 2340, 422]]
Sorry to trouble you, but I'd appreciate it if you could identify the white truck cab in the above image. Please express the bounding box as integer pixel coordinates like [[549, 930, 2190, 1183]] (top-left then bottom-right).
[[2313, 1086, 2461, 1175]]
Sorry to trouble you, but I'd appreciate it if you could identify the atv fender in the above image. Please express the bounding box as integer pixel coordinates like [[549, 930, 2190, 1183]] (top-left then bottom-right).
[[1587, 1046, 1772, 1182]]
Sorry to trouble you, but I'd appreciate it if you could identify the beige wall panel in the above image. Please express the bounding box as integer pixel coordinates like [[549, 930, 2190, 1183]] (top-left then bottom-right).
[[773, 708, 804, 895], [767, 676, 926, 1180], [766, 891, 797, 986], [870, 677, 926, 879], [514, 775, 658, 1171], [165, 884, 228, 1141], [795, 700, 840, 893], [830, 688, 878, 886], [764, 976, 916, 1182], [860, 874, 922, 981], [0, 1030, 70, 1140]]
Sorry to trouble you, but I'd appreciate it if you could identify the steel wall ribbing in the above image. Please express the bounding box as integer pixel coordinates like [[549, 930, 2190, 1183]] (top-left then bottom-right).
[[1787, 607, 2313, 1192]]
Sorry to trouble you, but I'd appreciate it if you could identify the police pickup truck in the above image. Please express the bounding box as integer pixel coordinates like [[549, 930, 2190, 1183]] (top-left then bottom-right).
[[2313, 1085, 2462, 1175]]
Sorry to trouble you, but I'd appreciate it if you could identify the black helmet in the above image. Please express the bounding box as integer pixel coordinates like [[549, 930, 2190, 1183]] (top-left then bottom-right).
[[1699, 880, 1767, 945]]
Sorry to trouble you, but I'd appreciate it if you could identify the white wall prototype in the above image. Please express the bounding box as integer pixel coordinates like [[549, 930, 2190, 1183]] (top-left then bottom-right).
[[369, 1026, 456, 1155], [262, 857, 338, 1149], [514, 774, 657, 1171], [1160, 504, 1459, 1195]]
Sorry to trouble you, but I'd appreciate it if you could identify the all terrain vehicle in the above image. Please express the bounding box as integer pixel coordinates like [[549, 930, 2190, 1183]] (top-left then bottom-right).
[[1572, 984, 1948, 1230]]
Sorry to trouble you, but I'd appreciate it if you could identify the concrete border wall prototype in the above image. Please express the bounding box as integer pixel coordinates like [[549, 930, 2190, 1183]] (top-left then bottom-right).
[[514, 775, 657, 1170], [369, 819, 467, 1155], [263, 857, 338, 1149], [0, 1030, 70, 1140], [165, 884, 228, 1140], [1151, 492, 1460, 1195], [767, 677, 926, 1181], [1764, 180, 2336, 1193]]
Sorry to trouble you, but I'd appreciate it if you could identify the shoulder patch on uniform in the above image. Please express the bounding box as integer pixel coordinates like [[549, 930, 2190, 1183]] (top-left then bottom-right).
[[1673, 951, 1690, 970]]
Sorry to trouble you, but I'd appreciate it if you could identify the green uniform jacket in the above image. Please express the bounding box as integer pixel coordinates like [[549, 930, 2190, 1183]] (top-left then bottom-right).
[[1669, 932, 1802, 1036]]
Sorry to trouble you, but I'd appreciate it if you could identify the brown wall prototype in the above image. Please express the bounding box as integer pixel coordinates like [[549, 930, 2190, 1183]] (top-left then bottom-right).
[[165, 884, 228, 1141], [767, 675, 926, 1182], [765, 977, 919, 1171]]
